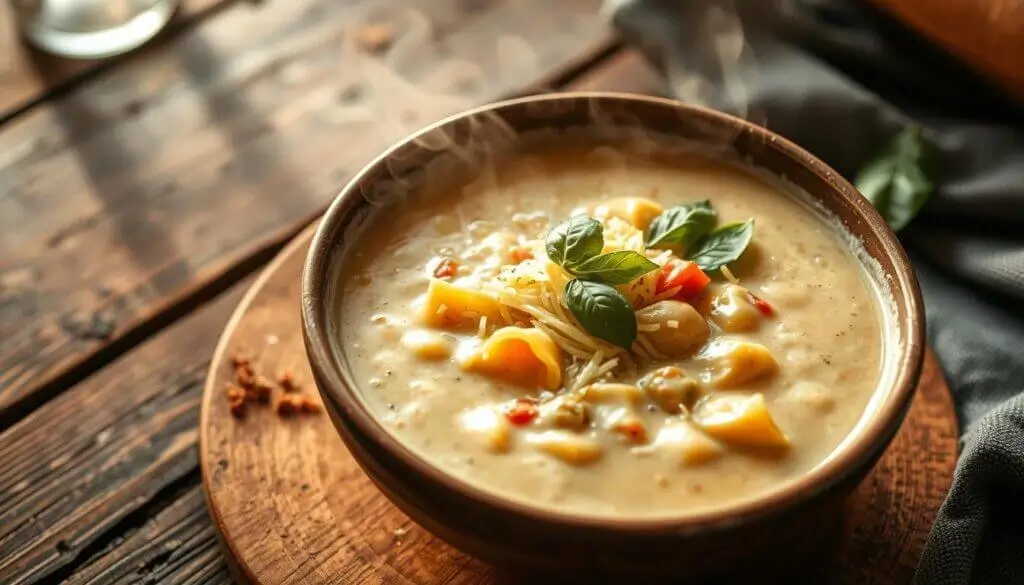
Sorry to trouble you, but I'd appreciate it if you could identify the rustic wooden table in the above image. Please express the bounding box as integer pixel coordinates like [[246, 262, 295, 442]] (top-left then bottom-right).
[[0, 1, 644, 582], [0, 2, 957, 584]]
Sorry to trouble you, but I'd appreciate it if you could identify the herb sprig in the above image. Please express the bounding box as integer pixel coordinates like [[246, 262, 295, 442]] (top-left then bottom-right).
[[855, 125, 933, 231], [545, 216, 657, 349], [545, 201, 755, 350]]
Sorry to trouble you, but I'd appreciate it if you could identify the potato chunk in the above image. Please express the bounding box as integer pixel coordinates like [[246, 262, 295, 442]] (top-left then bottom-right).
[[463, 327, 563, 390], [709, 284, 762, 333], [400, 329, 454, 360], [645, 420, 724, 466], [701, 339, 779, 388], [578, 383, 644, 405], [420, 278, 502, 329], [636, 300, 711, 357], [593, 197, 664, 230], [692, 393, 789, 449], [637, 366, 704, 413], [458, 406, 512, 453], [527, 430, 603, 465]]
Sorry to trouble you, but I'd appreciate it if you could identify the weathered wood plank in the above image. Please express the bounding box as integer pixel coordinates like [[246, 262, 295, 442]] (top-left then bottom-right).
[[0, 0, 613, 427], [0, 279, 248, 585], [0, 0, 227, 123], [0, 47, 639, 585], [64, 486, 231, 585]]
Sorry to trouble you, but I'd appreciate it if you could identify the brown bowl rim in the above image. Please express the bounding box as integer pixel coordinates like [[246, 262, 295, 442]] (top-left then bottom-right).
[[301, 91, 925, 533]]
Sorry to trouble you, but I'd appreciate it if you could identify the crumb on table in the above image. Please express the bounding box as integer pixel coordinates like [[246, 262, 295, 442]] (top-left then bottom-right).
[[276, 394, 321, 417], [226, 385, 247, 418], [248, 377, 273, 403], [278, 369, 299, 392], [228, 351, 320, 420]]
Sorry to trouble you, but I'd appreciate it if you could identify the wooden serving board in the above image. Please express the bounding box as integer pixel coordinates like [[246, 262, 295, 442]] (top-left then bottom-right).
[[199, 224, 958, 585]]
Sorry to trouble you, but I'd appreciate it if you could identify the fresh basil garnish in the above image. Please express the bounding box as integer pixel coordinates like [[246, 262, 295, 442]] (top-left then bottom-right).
[[646, 200, 717, 250], [571, 250, 659, 285], [854, 125, 933, 232], [545, 216, 604, 269], [564, 280, 637, 350], [685, 219, 754, 272]]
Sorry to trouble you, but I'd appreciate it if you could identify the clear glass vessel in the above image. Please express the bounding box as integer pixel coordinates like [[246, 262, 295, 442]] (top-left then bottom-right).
[[11, 0, 180, 59]]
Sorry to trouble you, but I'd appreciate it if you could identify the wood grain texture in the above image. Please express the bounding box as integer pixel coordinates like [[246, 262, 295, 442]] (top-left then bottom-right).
[[0, 0, 226, 122], [64, 486, 231, 585], [865, 0, 1024, 102], [201, 227, 958, 585], [0, 0, 613, 427], [0, 279, 249, 585]]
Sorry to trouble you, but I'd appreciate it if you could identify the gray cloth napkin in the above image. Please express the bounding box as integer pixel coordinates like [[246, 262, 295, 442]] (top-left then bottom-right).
[[609, 1, 1024, 583]]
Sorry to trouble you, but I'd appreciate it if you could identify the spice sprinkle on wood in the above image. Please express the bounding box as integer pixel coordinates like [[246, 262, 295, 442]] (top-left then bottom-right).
[[227, 352, 321, 419]]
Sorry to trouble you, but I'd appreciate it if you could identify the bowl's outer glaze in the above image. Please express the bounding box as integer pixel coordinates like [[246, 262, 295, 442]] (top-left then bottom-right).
[[301, 92, 925, 580]]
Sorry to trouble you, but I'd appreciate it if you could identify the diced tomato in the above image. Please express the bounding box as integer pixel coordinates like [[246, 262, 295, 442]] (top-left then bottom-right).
[[746, 291, 775, 317], [656, 259, 710, 299], [510, 247, 534, 264], [505, 399, 539, 426], [432, 257, 459, 279]]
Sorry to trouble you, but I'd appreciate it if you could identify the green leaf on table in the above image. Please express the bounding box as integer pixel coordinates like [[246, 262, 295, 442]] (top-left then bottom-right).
[[685, 219, 754, 272], [646, 200, 717, 250], [564, 280, 637, 350], [854, 125, 934, 231], [570, 250, 659, 285], [545, 216, 605, 269]]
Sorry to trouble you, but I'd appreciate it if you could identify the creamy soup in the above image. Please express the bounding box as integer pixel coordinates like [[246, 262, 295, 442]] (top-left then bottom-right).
[[336, 140, 887, 517]]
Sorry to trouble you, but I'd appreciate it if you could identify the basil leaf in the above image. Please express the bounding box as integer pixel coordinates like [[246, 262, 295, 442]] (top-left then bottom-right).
[[571, 251, 659, 285], [564, 280, 637, 350], [545, 216, 604, 268], [646, 200, 717, 250], [854, 125, 933, 232], [685, 219, 754, 272]]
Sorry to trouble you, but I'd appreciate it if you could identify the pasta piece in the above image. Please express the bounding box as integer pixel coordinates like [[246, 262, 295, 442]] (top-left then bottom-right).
[[701, 339, 780, 389], [692, 393, 789, 449], [462, 327, 563, 390], [527, 430, 603, 465], [420, 278, 502, 329], [458, 406, 512, 453]]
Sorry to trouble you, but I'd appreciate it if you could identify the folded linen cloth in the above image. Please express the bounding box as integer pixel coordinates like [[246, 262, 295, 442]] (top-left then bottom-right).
[[609, 1, 1024, 583]]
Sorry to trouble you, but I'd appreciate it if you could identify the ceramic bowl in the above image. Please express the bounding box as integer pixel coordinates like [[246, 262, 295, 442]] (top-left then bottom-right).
[[301, 92, 925, 581]]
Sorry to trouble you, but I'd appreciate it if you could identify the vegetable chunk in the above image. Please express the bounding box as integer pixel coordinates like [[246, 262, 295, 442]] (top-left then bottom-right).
[[420, 278, 502, 328], [709, 284, 763, 333], [459, 406, 512, 453], [636, 300, 711, 357], [463, 327, 563, 390], [701, 339, 779, 388], [692, 393, 789, 449], [527, 430, 604, 465], [593, 197, 664, 230], [645, 420, 724, 466]]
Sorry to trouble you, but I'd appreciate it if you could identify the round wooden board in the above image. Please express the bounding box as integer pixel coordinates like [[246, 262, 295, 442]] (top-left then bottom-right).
[[200, 224, 959, 585]]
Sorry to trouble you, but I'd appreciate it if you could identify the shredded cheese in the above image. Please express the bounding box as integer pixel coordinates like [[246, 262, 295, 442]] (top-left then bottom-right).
[[721, 265, 739, 283]]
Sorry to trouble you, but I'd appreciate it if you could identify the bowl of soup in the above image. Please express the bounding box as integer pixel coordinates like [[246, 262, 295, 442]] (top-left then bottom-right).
[[301, 92, 924, 580]]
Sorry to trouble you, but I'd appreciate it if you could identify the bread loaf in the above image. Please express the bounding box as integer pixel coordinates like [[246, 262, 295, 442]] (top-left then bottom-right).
[[865, 0, 1024, 102]]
